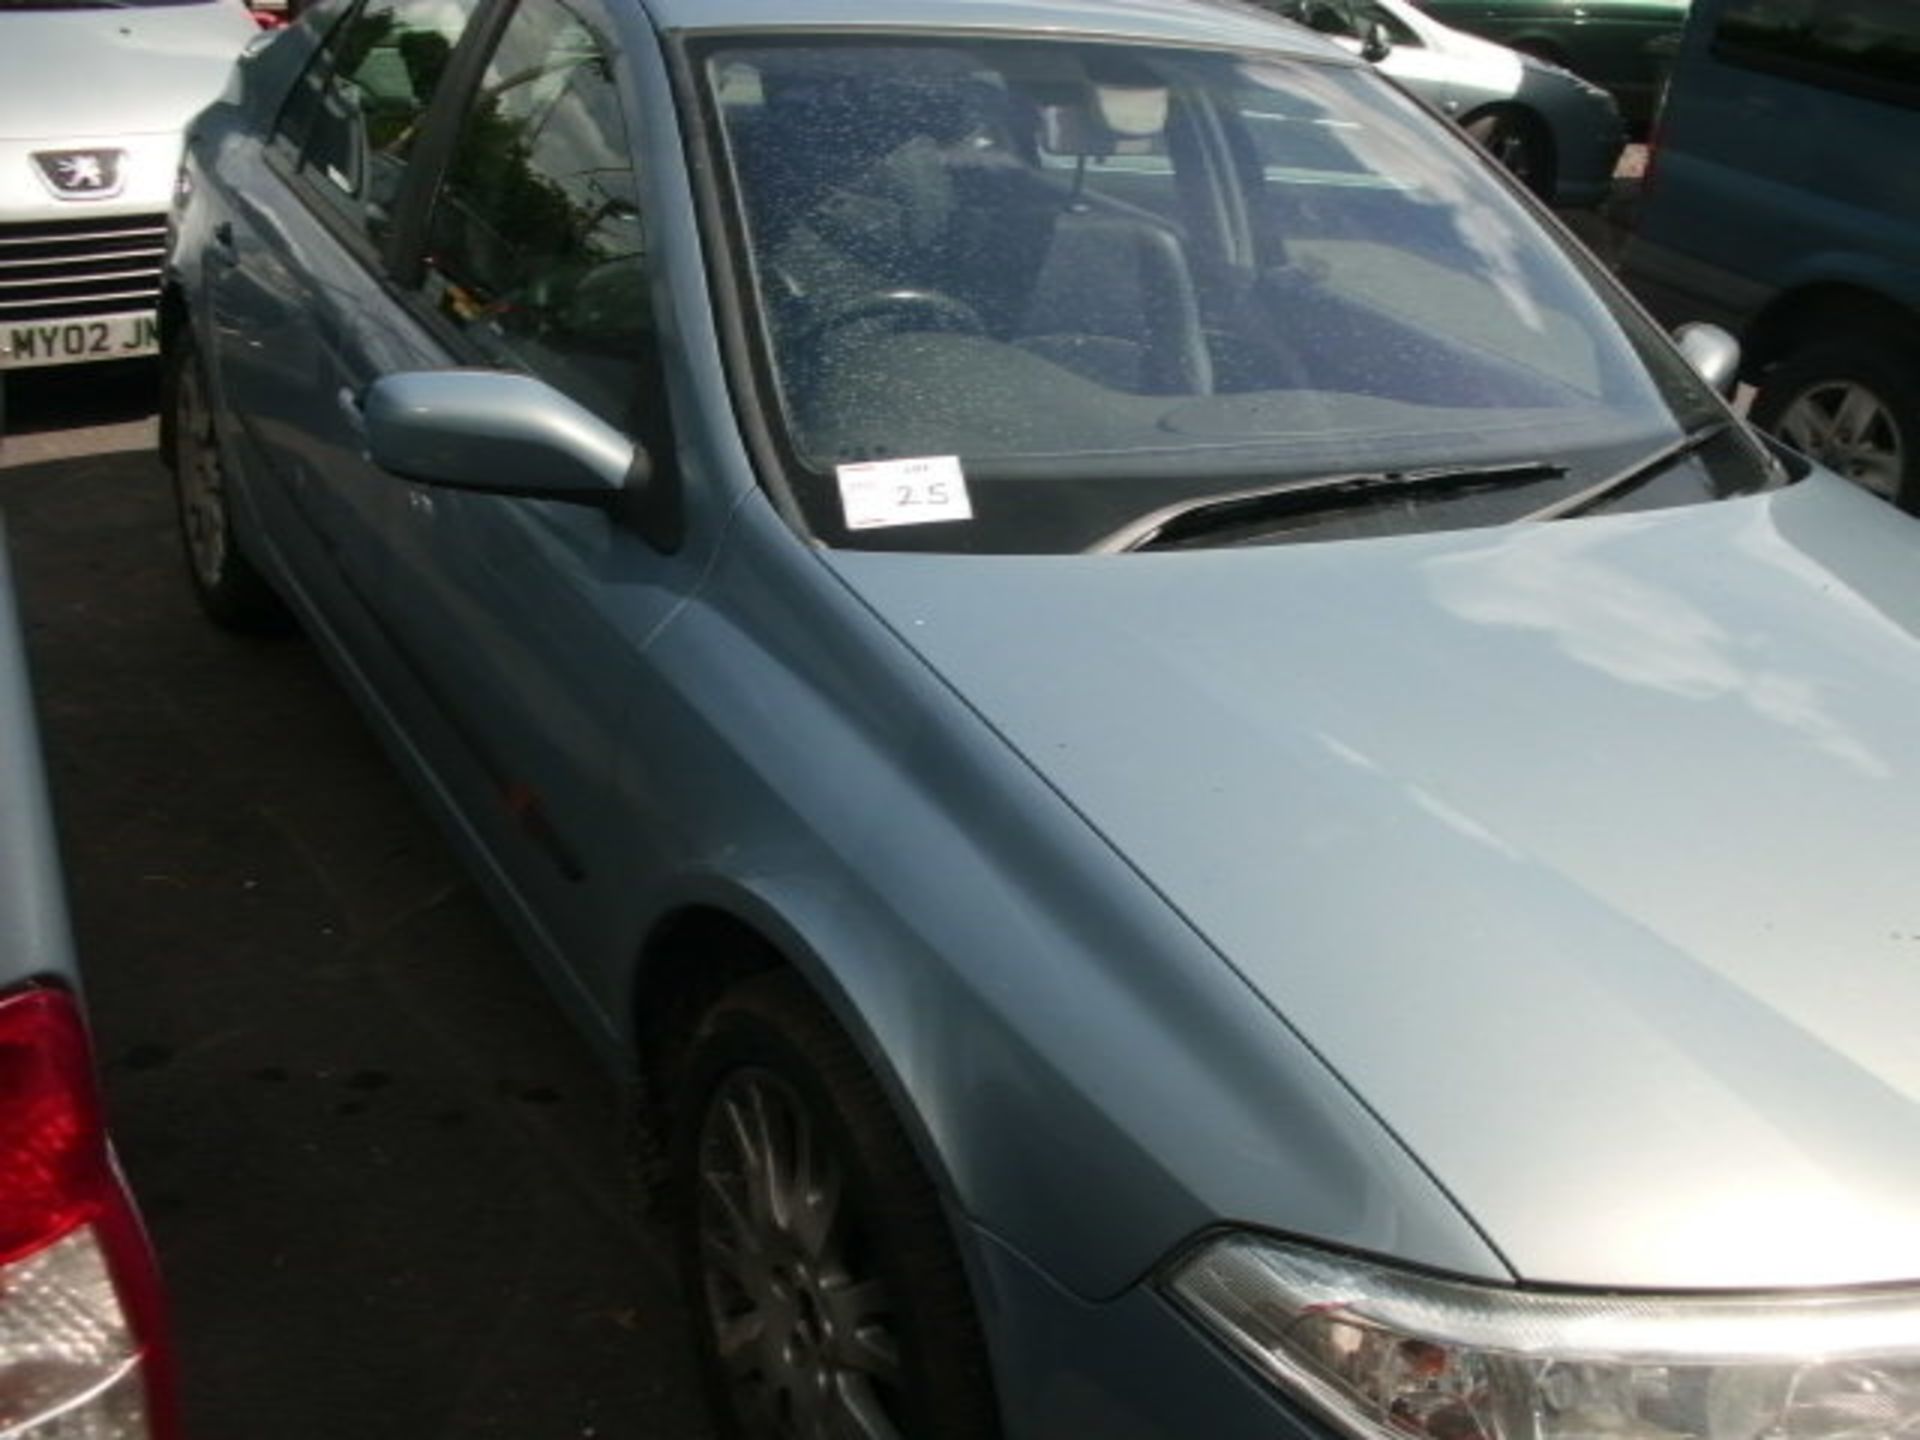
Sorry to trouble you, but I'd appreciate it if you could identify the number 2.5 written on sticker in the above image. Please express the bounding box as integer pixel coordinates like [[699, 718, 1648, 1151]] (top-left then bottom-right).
[[835, 456, 973, 530]]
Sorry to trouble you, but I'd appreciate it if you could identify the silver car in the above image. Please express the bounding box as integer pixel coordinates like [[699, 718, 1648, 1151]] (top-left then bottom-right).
[[0, 0, 256, 372], [1249, 0, 1626, 205]]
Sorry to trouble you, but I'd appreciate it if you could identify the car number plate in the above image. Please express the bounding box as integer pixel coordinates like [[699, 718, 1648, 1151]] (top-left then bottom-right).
[[1, 313, 160, 370]]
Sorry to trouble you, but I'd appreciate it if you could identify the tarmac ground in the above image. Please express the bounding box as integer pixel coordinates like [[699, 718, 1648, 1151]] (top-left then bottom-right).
[[2, 361, 716, 1440]]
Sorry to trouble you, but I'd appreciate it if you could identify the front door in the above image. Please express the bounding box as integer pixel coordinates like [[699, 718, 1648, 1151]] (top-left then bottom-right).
[[337, 0, 710, 1011]]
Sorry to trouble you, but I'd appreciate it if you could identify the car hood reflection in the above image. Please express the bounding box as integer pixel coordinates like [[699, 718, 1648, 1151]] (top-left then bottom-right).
[[828, 473, 1920, 1291]]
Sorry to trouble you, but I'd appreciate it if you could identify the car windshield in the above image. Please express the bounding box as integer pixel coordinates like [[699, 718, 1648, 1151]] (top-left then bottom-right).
[[694, 34, 1772, 553]]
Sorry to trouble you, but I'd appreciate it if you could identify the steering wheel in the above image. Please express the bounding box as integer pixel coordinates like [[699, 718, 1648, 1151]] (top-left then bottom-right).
[[809, 288, 984, 342]]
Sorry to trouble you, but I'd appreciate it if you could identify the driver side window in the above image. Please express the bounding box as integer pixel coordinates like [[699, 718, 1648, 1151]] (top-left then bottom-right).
[[419, 0, 655, 428], [299, 0, 480, 246]]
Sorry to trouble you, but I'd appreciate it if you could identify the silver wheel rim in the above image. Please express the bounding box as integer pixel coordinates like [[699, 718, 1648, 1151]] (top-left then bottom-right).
[[1776, 378, 1906, 500], [1467, 116, 1535, 185], [174, 360, 230, 588], [696, 1069, 905, 1440]]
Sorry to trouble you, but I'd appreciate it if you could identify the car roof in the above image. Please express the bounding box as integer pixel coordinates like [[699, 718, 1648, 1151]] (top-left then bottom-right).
[[645, 0, 1349, 64]]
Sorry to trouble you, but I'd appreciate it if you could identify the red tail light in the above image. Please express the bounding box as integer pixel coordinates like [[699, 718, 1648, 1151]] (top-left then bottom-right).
[[0, 985, 177, 1438]]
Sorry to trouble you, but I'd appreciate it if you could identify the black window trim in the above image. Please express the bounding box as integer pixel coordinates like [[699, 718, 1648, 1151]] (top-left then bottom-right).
[[380, 0, 519, 288], [263, 2, 351, 164]]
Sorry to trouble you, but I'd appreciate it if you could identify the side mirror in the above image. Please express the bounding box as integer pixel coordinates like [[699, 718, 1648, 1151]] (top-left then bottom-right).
[[1674, 322, 1741, 397], [362, 369, 643, 503], [1361, 18, 1394, 62]]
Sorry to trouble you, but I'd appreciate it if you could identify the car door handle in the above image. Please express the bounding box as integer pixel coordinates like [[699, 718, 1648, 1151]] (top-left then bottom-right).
[[209, 220, 237, 266]]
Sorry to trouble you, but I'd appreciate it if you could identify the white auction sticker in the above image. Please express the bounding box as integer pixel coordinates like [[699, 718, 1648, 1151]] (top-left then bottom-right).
[[836, 455, 973, 530]]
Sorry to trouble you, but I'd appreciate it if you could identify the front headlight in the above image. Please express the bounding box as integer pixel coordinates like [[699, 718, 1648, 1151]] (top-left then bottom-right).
[[1167, 1235, 1920, 1440]]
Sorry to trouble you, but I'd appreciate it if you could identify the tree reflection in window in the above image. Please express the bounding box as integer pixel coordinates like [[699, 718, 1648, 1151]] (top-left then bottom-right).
[[423, 0, 651, 422], [304, 0, 475, 235]]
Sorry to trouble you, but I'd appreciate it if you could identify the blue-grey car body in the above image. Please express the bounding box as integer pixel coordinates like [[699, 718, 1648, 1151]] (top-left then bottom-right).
[[0, 525, 78, 998], [166, 0, 1920, 1430]]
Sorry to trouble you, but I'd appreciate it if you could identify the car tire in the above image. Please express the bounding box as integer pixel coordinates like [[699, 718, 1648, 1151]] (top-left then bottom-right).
[[670, 970, 1000, 1440], [1463, 107, 1557, 203], [1750, 328, 1920, 511], [163, 334, 289, 633]]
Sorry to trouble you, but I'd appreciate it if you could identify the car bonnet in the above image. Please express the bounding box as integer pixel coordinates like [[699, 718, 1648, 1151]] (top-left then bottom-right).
[[0, 2, 256, 142], [824, 474, 1920, 1291]]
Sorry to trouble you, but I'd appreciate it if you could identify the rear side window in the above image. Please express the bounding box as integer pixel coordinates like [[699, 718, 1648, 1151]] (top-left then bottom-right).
[[1713, 0, 1920, 110], [418, 0, 656, 428], [297, 0, 483, 246]]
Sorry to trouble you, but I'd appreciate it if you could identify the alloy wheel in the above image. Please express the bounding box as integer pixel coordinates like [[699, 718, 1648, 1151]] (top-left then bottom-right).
[[1775, 378, 1906, 501], [1482, 126, 1533, 183], [173, 359, 230, 589], [694, 1068, 905, 1439], [1463, 111, 1547, 195]]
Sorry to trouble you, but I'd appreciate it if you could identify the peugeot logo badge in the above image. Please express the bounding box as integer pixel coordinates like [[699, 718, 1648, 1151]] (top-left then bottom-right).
[[32, 149, 126, 200]]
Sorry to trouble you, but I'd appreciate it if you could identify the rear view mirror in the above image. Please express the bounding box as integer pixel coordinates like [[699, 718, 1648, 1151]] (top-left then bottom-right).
[[1674, 322, 1741, 397], [362, 369, 642, 502], [1093, 84, 1169, 139], [1361, 19, 1394, 62]]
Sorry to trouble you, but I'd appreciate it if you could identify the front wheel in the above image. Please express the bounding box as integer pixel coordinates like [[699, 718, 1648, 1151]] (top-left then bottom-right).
[[1462, 107, 1557, 202], [670, 972, 1000, 1440], [163, 334, 288, 633], [1750, 330, 1920, 510]]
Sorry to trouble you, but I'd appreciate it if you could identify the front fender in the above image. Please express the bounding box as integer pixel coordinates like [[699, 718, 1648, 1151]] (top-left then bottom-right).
[[609, 495, 1506, 1302]]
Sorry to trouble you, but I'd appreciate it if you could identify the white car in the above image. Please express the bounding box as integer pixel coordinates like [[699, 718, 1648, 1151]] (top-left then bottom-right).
[[1, 0, 257, 372], [1247, 0, 1626, 206]]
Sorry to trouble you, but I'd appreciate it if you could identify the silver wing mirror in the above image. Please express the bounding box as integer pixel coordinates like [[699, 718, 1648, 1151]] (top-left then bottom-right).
[[361, 369, 643, 502], [1674, 322, 1741, 397]]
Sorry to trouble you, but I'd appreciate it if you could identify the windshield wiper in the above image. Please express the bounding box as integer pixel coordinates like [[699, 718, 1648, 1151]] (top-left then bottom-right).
[[1089, 460, 1569, 553], [1518, 421, 1731, 522]]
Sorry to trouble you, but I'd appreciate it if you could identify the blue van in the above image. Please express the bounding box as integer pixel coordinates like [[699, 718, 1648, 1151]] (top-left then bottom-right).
[[1621, 0, 1920, 506]]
